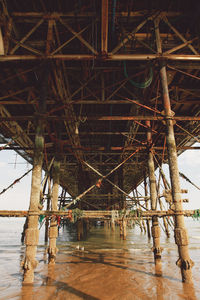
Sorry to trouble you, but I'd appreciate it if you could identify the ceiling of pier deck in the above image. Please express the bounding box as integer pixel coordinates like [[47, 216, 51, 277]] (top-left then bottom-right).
[[0, 0, 200, 207]]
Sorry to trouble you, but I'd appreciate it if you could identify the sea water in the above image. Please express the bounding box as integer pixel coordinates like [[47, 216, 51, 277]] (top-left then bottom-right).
[[0, 218, 200, 300]]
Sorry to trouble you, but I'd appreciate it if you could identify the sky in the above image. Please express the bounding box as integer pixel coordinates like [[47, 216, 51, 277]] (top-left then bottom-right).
[[0, 146, 200, 211]]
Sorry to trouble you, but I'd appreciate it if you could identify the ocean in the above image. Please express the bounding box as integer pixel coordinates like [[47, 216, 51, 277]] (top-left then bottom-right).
[[0, 217, 199, 300]]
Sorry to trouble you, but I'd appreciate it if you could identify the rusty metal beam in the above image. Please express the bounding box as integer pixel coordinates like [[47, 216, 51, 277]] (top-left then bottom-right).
[[0, 98, 199, 105], [1, 115, 200, 121], [3, 146, 200, 151], [0, 209, 196, 218], [11, 11, 183, 18], [163, 16, 198, 55], [10, 19, 44, 54], [1, 54, 200, 61], [59, 18, 98, 55]]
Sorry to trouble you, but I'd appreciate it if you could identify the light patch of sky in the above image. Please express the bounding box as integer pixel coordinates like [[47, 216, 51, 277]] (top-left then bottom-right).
[[0, 146, 200, 211], [0, 150, 32, 210], [129, 145, 200, 211]]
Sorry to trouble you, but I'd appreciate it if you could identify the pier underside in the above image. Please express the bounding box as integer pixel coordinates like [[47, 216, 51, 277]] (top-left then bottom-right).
[[0, 0, 200, 284]]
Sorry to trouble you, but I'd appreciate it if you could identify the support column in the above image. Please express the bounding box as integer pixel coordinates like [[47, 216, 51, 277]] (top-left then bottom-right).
[[48, 160, 60, 264], [118, 167, 125, 209], [22, 122, 44, 283], [45, 178, 51, 243], [160, 66, 194, 282], [77, 219, 84, 241], [155, 18, 194, 283], [146, 121, 162, 269], [122, 219, 127, 240], [111, 210, 115, 232], [119, 221, 123, 237], [144, 173, 151, 239]]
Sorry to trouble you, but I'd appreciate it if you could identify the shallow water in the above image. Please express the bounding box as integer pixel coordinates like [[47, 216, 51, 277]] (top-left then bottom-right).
[[0, 218, 200, 300]]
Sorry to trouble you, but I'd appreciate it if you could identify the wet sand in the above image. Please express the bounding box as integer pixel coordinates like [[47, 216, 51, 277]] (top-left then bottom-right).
[[0, 219, 200, 300]]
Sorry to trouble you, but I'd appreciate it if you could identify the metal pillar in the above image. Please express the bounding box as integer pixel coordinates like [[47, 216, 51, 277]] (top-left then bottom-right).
[[48, 160, 60, 264], [146, 121, 162, 269], [155, 17, 194, 283], [22, 122, 44, 283]]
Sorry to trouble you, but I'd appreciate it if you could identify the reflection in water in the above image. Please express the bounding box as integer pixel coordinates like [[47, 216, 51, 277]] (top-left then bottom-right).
[[154, 261, 162, 277], [155, 276, 164, 300], [0, 218, 199, 299], [182, 282, 197, 300], [21, 284, 34, 300]]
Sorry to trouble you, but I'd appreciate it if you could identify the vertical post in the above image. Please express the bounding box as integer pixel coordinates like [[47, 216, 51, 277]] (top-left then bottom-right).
[[111, 210, 115, 231], [155, 18, 194, 283], [77, 219, 84, 241], [122, 218, 127, 240], [119, 221, 123, 237], [118, 166, 125, 209], [101, 0, 108, 54], [48, 160, 60, 264], [45, 178, 51, 243], [21, 217, 28, 243], [86, 218, 90, 232], [0, 27, 5, 55], [22, 121, 44, 283], [144, 172, 151, 239], [142, 219, 147, 233], [146, 120, 162, 270]]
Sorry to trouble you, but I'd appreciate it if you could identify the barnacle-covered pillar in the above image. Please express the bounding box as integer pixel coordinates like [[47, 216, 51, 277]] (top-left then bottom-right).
[[160, 66, 194, 282], [22, 119, 44, 283], [146, 121, 162, 270], [48, 160, 60, 264], [155, 17, 193, 283]]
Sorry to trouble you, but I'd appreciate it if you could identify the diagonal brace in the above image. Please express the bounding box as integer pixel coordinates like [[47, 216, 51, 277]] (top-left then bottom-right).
[[10, 19, 44, 54], [64, 148, 148, 210]]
